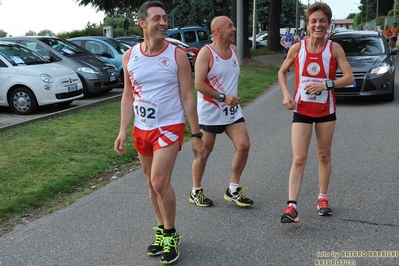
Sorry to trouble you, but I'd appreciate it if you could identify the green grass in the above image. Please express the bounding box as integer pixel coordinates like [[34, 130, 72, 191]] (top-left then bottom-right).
[[0, 56, 279, 236]]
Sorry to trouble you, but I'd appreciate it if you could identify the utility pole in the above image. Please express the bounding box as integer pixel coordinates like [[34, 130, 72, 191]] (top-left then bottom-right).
[[237, 0, 244, 66], [376, 0, 379, 20], [295, 0, 299, 35], [252, 0, 257, 50]]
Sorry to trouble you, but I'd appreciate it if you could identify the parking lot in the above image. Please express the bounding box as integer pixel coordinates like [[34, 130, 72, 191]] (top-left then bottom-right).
[[0, 88, 123, 132]]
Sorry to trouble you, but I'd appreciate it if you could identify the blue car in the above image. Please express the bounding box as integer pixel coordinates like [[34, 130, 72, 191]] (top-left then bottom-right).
[[68, 36, 132, 86]]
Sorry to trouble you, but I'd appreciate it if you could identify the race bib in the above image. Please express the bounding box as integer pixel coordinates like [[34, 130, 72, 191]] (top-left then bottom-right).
[[298, 78, 328, 104], [219, 103, 239, 124], [133, 98, 159, 127]]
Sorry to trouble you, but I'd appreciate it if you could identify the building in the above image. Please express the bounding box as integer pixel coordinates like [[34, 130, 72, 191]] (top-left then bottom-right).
[[331, 19, 354, 31]]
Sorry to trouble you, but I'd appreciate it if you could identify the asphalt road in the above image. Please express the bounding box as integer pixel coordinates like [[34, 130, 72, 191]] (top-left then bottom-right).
[[0, 55, 398, 266]]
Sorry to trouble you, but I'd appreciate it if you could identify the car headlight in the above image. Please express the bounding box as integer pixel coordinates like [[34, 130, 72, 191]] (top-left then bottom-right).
[[76, 67, 99, 74], [40, 74, 54, 83], [187, 51, 196, 57], [370, 65, 389, 76]]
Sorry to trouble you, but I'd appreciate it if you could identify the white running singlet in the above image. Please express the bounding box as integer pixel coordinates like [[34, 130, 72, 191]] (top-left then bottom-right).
[[197, 45, 243, 125], [127, 43, 185, 130]]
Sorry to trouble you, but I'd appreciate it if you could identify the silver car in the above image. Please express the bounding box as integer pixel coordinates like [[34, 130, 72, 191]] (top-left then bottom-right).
[[0, 36, 120, 97]]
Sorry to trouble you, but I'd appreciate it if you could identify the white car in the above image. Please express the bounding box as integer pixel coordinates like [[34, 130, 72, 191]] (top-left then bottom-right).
[[0, 41, 83, 115]]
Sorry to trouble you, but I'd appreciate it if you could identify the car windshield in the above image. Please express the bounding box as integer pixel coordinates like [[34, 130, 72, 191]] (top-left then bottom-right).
[[332, 36, 385, 56], [0, 43, 49, 66], [39, 37, 88, 56], [104, 39, 132, 54]]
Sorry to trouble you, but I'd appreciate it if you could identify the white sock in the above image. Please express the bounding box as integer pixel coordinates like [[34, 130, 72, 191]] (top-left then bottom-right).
[[288, 203, 297, 209], [229, 183, 239, 192], [318, 193, 327, 199]]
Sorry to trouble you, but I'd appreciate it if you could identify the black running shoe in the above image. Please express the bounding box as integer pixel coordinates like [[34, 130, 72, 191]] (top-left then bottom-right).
[[189, 189, 213, 207], [281, 205, 300, 223], [160, 233, 181, 264], [147, 227, 164, 256], [317, 198, 332, 216], [223, 186, 253, 207]]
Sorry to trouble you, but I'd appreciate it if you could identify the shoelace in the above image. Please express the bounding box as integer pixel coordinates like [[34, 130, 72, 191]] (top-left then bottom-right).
[[283, 205, 296, 215], [162, 235, 179, 252], [195, 192, 206, 199], [151, 227, 164, 246], [318, 198, 330, 208], [236, 187, 249, 199]]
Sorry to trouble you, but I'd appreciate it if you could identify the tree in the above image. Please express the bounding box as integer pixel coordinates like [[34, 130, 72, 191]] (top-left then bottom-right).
[[75, 0, 173, 15], [347, 13, 356, 19], [25, 30, 37, 36], [268, 0, 282, 52], [38, 29, 55, 36], [0, 29, 7, 37]]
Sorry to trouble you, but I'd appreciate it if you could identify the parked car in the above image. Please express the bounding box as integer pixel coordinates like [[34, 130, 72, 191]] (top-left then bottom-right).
[[166, 25, 212, 49], [114, 36, 198, 73], [0, 36, 120, 97], [0, 41, 83, 115], [249, 32, 268, 48], [115, 35, 144, 46], [166, 37, 199, 73], [329, 30, 398, 101], [67, 36, 132, 85]]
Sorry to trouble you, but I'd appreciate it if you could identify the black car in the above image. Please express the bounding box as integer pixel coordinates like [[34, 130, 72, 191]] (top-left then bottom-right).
[[329, 30, 398, 101]]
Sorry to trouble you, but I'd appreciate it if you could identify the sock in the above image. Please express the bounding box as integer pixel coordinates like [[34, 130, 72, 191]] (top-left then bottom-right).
[[318, 193, 327, 199], [229, 183, 239, 192], [163, 227, 176, 236], [192, 187, 201, 194], [287, 200, 297, 209]]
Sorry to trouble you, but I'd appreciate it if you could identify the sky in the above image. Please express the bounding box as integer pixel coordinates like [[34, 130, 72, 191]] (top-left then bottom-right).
[[0, 0, 105, 36], [0, 0, 359, 37]]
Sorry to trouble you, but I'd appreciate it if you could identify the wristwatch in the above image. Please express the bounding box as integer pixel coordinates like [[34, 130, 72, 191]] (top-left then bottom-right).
[[218, 93, 225, 102], [191, 132, 203, 139], [324, 80, 335, 91]]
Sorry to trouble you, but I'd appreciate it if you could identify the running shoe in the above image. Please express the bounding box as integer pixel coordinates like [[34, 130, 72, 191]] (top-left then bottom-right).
[[189, 189, 213, 207], [160, 233, 181, 264], [223, 186, 253, 207], [281, 205, 300, 223], [147, 227, 164, 256], [317, 198, 332, 216]]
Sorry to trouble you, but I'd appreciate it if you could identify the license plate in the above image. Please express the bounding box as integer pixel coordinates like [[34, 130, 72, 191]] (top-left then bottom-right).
[[68, 85, 78, 92], [109, 76, 116, 82], [346, 82, 356, 88]]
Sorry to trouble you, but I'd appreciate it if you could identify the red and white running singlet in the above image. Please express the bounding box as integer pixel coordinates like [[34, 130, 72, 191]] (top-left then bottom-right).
[[127, 43, 185, 130], [197, 45, 243, 125], [294, 40, 337, 117]]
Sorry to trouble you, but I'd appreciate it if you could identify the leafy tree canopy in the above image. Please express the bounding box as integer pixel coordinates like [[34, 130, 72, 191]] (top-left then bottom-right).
[[0, 29, 7, 37]]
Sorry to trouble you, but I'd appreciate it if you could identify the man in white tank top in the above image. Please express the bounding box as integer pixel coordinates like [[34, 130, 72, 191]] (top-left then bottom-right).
[[114, 1, 206, 264], [189, 16, 254, 209]]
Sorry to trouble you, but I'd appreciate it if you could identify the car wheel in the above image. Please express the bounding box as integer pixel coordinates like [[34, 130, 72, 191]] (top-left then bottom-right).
[[79, 77, 90, 97], [9, 87, 38, 115]]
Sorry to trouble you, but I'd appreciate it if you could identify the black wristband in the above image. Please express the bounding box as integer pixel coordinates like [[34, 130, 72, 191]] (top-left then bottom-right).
[[191, 132, 203, 139]]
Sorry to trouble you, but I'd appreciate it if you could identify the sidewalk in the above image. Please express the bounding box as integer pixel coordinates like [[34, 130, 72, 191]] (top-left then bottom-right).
[[253, 53, 284, 68]]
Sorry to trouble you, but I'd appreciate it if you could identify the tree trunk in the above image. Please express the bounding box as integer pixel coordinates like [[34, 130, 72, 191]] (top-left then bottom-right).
[[268, 0, 283, 52]]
